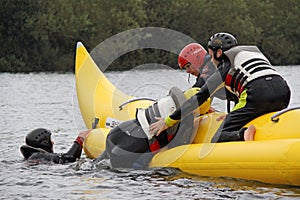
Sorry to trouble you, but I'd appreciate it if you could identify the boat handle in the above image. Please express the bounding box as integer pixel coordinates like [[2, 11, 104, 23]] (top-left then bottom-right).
[[92, 118, 99, 129], [271, 106, 300, 122], [119, 97, 156, 110]]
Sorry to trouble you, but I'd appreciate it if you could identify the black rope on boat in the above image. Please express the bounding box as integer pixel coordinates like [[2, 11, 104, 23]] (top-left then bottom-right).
[[271, 106, 300, 122], [119, 97, 156, 110]]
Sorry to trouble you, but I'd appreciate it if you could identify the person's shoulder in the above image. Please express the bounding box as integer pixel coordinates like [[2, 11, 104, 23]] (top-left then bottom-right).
[[28, 151, 51, 159], [28, 152, 77, 164], [27, 151, 56, 163], [20, 145, 48, 159], [207, 61, 215, 69], [217, 59, 231, 71]]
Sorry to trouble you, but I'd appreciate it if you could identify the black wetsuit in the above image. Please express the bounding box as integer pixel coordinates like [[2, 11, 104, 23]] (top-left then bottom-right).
[[102, 110, 194, 169], [20, 137, 83, 164], [168, 51, 290, 142], [100, 87, 194, 169], [104, 119, 150, 168], [193, 59, 238, 110]]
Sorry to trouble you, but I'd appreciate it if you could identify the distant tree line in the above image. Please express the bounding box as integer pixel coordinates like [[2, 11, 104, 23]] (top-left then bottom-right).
[[0, 0, 299, 72]]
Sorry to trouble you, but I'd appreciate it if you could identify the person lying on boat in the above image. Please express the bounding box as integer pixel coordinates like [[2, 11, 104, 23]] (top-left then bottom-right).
[[150, 32, 291, 143], [20, 128, 91, 164], [96, 86, 211, 169], [95, 44, 215, 169]]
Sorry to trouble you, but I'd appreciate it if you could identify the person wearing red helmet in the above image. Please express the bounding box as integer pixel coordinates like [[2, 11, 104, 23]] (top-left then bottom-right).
[[20, 128, 91, 164], [178, 43, 216, 88], [150, 32, 291, 142], [178, 43, 238, 112]]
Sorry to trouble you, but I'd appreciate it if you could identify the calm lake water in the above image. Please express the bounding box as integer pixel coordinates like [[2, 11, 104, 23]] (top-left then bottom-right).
[[1, 66, 300, 199]]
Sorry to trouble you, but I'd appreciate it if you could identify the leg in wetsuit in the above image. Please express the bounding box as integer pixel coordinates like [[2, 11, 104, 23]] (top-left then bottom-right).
[[211, 75, 291, 142], [105, 119, 149, 168]]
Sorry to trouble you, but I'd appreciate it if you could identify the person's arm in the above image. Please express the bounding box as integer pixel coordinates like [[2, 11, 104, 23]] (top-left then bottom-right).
[[44, 130, 91, 164], [150, 61, 230, 135], [60, 130, 92, 162], [171, 62, 228, 121]]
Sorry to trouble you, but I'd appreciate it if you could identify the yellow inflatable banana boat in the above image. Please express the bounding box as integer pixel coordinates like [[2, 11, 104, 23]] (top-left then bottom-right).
[[75, 42, 300, 187]]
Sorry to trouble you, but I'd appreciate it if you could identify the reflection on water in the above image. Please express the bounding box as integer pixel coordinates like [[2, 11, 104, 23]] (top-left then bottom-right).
[[1, 66, 300, 199]]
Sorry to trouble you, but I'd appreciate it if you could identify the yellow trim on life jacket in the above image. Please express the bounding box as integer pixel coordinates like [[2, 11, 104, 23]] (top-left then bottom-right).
[[232, 89, 248, 111]]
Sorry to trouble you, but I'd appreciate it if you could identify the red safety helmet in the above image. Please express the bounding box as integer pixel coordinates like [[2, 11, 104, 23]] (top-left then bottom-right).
[[178, 43, 207, 69]]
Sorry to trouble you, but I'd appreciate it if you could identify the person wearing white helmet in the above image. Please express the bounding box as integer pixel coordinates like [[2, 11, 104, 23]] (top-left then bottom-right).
[[150, 32, 291, 142]]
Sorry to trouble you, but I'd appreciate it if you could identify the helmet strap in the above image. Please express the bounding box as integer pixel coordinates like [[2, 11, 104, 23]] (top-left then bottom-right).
[[188, 73, 191, 85]]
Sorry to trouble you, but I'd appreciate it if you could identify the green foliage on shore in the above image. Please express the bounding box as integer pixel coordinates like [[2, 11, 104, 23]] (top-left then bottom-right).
[[1, 0, 299, 72]]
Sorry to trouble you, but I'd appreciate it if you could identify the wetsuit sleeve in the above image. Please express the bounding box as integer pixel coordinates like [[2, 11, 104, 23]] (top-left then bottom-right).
[[169, 61, 230, 121], [192, 76, 205, 88], [65, 137, 83, 159], [50, 138, 83, 163], [58, 137, 84, 163]]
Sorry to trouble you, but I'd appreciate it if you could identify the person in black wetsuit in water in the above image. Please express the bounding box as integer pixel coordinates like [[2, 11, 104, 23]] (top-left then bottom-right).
[[20, 128, 91, 164]]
